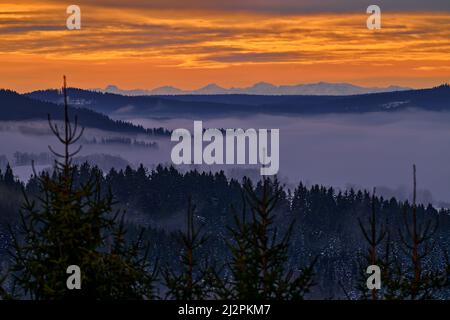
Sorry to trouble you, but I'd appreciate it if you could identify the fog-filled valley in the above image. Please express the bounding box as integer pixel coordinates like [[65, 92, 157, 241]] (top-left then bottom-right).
[[2, 108, 450, 206], [125, 110, 450, 206]]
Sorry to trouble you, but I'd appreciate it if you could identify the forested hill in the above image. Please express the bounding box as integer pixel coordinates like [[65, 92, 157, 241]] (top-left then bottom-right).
[[0, 89, 170, 136], [26, 84, 450, 118], [1, 164, 450, 298]]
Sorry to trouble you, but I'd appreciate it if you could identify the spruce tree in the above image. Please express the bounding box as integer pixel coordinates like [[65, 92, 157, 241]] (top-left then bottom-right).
[[163, 196, 210, 299], [213, 178, 315, 300], [356, 188, 391, 300], [5, 77, 156, 300], [392, 165, 450, 299], [357, 165, 450, 300]]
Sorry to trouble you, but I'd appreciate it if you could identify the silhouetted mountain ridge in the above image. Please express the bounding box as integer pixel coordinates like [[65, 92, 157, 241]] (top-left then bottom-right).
[[93, 82, 411, 96], [0, 89, 169, 135], [25, 84, 450, 118]]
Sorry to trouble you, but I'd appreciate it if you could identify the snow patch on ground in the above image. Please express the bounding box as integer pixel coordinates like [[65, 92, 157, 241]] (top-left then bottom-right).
[[381, 100, 410, 109]]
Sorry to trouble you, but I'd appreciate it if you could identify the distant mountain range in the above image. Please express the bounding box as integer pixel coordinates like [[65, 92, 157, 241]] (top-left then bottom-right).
[[25, 84, 450, 119], [96, 82, 412, 96]]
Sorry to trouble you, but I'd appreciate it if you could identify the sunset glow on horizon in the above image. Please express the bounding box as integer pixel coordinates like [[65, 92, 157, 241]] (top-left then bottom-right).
[[0, 1, 449, 92]]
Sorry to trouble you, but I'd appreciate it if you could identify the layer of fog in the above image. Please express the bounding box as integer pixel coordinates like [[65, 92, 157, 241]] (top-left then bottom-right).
[[126, 110, 450, 206], [2, 110, 450, 207], [0, 120, 172, 177]]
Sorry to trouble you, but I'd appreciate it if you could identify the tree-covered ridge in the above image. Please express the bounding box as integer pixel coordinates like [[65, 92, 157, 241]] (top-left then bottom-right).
[[1, 163, 450, 298], [25, 85, 450, 118], [0, 89, 170, 136]]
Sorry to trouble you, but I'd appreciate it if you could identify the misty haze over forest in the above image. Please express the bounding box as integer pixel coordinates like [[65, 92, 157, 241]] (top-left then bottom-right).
[[125, 111, 450, 206]]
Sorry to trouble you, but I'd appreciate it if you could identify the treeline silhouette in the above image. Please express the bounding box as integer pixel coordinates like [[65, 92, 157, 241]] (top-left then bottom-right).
[[2, 162, 450, 298], [82, 137, 158, 149], [25, 84, 450, 118], [0, 89, 170, 137]]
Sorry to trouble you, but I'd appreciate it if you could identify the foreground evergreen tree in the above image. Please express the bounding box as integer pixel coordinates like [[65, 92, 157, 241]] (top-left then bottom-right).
[[213, 178, 315, 300], [5, 77, 155, 299], [356, 188, 393, 300], [389, 165, 450, 299], [357, 165, 450, 300], [163, 196, 210, 299]]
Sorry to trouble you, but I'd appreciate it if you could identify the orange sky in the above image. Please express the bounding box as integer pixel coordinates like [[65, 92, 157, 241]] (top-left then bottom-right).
[[0, 1, 449, 92]]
